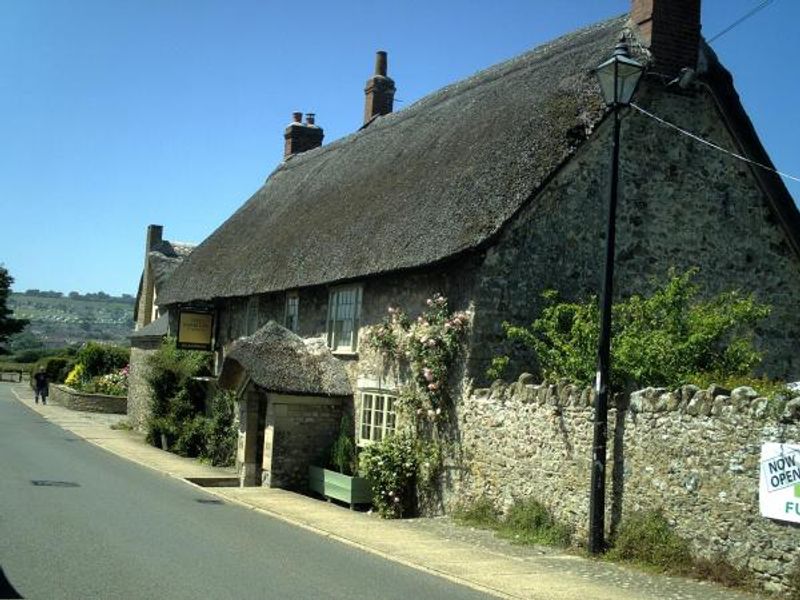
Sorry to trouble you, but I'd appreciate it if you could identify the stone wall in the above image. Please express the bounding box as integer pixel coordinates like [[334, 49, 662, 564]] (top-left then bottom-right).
[[469, 81, 800, 385], [262, 394, 343, 490], [214, 259, 480, 443], [50, 384, 128, 414], [455, 376, 800, 594], [127, 340, 161, 431]]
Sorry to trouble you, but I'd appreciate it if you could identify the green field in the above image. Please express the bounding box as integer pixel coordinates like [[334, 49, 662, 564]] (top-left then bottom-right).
[[8, 292, 134, 349]]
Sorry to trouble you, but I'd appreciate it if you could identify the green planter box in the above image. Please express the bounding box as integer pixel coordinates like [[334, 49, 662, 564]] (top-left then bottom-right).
[[308, 466, 373, 509]]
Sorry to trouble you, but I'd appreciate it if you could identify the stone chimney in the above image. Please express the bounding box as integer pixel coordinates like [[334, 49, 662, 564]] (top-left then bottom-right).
[[283, 111, 324, 158], [630, 0, 701, 78], [363, 51, 396, 125], [137, 224, 163, 329]]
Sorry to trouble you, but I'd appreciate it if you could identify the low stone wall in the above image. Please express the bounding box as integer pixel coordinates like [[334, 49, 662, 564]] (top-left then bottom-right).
[[50, 384, 128, 414], [455, 376, 800, 594]]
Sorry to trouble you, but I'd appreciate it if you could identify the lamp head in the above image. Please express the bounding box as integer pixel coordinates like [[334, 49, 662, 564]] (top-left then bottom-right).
[[595, 39, 644, 106]]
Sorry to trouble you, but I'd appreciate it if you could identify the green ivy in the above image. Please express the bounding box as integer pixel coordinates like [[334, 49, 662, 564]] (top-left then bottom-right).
[[496, 269, 770, 390]]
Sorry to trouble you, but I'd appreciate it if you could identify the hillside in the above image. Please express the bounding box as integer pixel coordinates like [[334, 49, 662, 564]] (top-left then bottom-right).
[[8, 292, 135, 349]]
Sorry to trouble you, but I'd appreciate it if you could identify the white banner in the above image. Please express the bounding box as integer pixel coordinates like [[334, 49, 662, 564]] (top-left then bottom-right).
[[759, 442, 800, 523]]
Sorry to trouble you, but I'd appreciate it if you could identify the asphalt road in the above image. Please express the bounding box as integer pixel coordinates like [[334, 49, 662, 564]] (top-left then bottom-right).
[[0, 385, 491, 600]]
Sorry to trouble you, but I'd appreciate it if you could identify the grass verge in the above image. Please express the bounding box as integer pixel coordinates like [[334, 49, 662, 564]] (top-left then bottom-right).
[[453, 498, 571, 547], [607, 510, 753, 590]]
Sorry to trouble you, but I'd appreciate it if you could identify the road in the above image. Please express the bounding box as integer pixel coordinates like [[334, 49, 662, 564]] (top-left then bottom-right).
[[0, 385, 491, 600]]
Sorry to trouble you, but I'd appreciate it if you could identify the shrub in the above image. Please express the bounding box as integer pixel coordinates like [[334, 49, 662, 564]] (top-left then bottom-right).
[[496, 499, 572, 547], [144, 337, 212, 455], [360, 432, 441, 518], [32, 355, 75, 384], [64, 364, 84, 387], [329, 415, 357, 475], [607, 510, 693, 573], [77, 342, 130, 379], [202, 390, 238, 467], [497, 269, 770, 390], [174, 415, 211, 458], [13, 349, 47, 363], [452, 498, 501, 529], [693, 555, 752, 589]]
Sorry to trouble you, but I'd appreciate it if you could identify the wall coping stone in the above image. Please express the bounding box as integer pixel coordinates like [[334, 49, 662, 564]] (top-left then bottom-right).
[[478, 377, 798, 424]]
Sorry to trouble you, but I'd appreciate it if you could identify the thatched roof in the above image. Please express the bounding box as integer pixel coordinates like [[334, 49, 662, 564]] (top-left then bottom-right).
[[130, 313, 168, 340], [158, 14, 800, 306], [218, 321, 352, 397], [159, 16, 625, 304], [134, 239, 196, 322], [150, 241, 195, 290]]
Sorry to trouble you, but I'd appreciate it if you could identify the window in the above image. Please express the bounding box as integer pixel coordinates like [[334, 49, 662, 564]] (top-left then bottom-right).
[[245, 296, 260, 335], [326, 285, 362, 352], [284, 292, 299, 333], [359, 391, 397, 445]]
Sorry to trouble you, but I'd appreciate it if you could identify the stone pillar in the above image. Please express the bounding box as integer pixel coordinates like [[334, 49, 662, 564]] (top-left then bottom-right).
[[239, 386, 268, 487]]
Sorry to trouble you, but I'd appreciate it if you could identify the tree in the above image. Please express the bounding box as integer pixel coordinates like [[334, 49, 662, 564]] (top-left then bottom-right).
[[494, 269, 770, 391], [0, 266, 29, 353]]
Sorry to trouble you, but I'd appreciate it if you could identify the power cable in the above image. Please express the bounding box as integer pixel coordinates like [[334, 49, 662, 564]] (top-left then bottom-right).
[[630, 102, 800, 183], [707, 0, 776, 43]]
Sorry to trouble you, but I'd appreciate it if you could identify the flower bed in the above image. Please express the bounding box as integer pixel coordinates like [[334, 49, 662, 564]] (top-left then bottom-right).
[[49, 384, 127, 414]]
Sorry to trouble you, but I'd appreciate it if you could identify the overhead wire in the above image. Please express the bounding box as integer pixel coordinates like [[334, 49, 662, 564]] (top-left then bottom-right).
[[706, 0, 776, 43], [630, 103, 800, 183]]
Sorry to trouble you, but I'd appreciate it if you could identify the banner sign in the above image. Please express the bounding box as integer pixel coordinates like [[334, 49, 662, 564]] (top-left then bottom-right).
[[176, 310, 214, 351], [759, 442, 800, 523]]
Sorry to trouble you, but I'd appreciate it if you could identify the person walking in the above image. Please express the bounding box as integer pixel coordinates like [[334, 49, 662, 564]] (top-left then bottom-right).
[[33, 367, 49, 405]]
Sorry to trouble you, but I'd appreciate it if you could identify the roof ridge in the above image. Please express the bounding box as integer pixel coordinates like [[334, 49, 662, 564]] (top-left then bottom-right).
[[273, 15, 627, 177]]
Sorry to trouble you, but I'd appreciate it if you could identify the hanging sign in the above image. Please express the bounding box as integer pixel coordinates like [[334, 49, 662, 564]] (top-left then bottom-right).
[[176, 310, 214, 351], [759, 442, 800, 523]]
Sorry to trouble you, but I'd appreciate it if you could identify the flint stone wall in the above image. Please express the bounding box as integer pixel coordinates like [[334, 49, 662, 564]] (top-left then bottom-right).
[[51, 384, 128, 414], [127, 343, 160, 430], [456, 375, 800, 594]]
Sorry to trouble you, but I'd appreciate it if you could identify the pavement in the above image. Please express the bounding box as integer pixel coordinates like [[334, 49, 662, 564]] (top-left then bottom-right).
[[7, 381, 765, 600]]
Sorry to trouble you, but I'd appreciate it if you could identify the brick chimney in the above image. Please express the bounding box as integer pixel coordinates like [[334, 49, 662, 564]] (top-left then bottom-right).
[[283, 111, 324, 158], [631, 0, 701, 78], [363, 51, 396, 125]]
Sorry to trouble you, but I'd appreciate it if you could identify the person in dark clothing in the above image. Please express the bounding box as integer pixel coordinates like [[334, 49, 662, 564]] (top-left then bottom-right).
[[33, 367, 49, 405]]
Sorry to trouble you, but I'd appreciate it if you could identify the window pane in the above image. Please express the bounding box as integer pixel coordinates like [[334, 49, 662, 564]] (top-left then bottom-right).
[[361, 394, 373, 440], [385, 396, 396, 433]]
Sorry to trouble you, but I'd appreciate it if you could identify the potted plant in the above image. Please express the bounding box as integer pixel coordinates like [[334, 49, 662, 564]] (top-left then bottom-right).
[[309, 415, 372, 509]]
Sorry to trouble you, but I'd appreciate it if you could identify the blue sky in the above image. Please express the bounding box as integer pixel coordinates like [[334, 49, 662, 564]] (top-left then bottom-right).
[[1, 0, 798, 296]]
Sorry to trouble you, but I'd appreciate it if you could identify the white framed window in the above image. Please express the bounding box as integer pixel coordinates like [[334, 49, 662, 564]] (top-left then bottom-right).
[[359, 391, 397, 445], [284, 292, 299, 333], [326, 285, 362, 352]]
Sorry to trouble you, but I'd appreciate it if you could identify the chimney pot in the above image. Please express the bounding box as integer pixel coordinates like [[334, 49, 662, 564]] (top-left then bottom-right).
[[363, 50, 396, 125], [284, 112, 323, 159], [375, 50, 388, 77]]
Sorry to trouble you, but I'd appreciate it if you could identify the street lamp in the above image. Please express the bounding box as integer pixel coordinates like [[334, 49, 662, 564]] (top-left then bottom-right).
[[588, 39, 643, 555]]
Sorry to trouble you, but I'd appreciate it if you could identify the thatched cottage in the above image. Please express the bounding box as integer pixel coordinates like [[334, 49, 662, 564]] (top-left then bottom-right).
[[138, 0, 800, 490], [127, 225, 195, 431]]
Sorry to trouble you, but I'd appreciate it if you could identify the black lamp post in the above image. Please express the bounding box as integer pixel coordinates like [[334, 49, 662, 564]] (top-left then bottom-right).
[[588, 39, 643, 555]]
